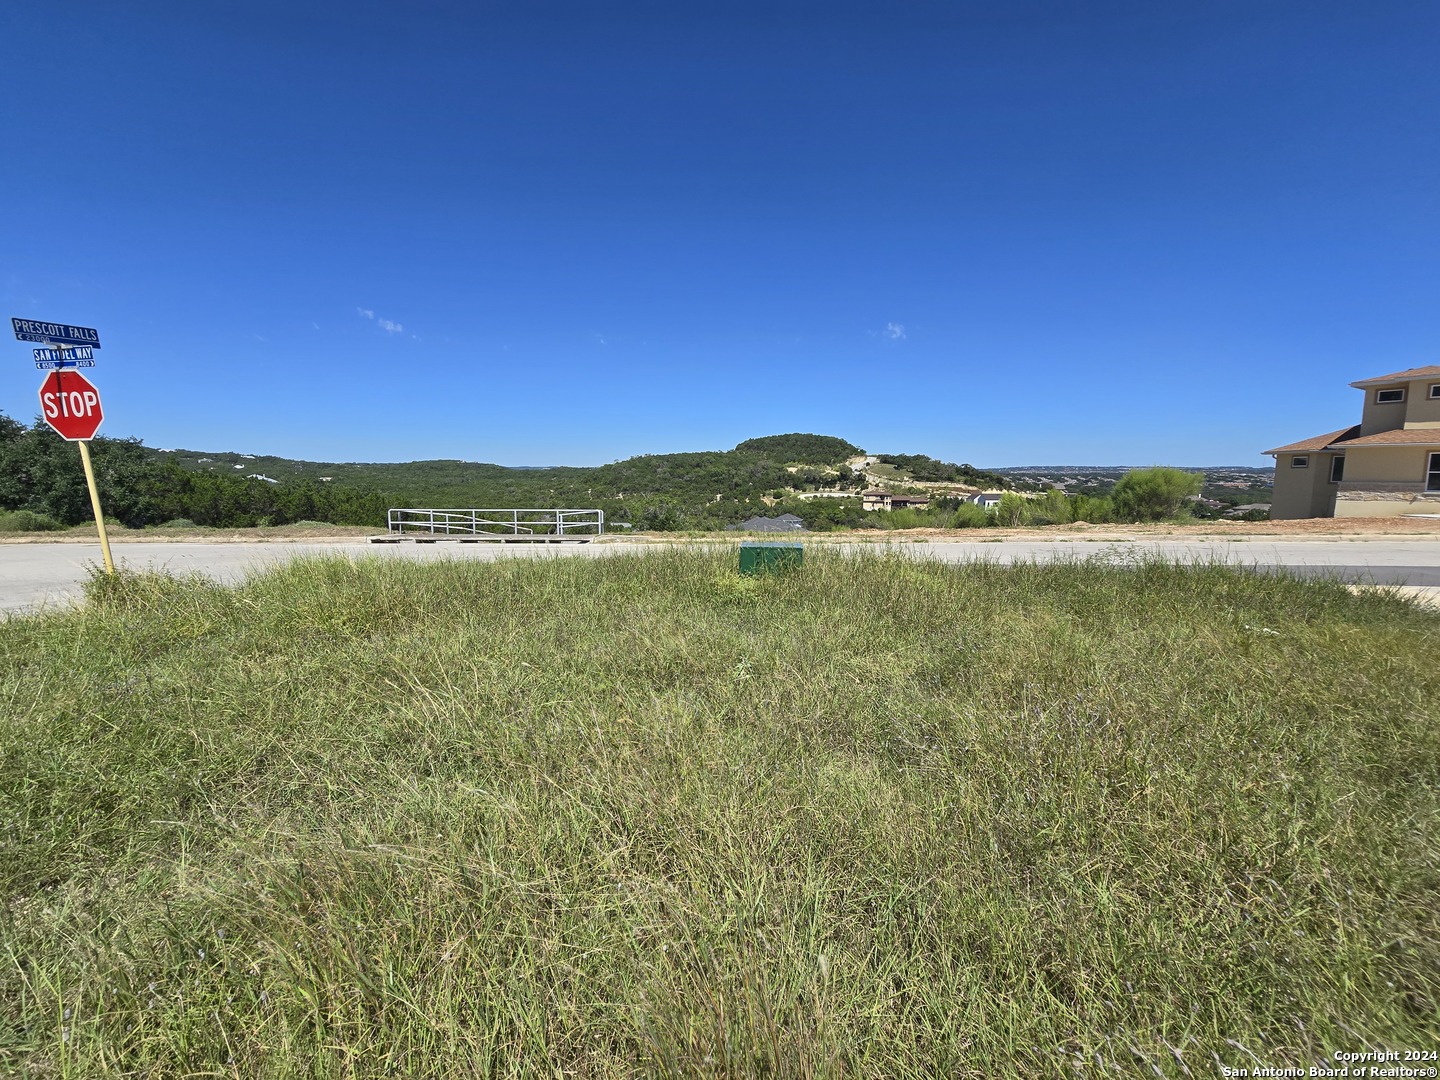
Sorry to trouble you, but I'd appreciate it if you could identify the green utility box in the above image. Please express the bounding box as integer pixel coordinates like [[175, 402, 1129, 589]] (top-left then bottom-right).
[[738, 541, 803, 575]]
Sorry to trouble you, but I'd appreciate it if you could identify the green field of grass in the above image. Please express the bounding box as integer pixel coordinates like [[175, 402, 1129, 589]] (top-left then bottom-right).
[[2, 551, 1436, 1077]]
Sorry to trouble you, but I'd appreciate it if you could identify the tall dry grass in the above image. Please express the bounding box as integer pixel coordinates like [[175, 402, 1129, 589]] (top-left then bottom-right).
[[1, 549, 1435, 1077]]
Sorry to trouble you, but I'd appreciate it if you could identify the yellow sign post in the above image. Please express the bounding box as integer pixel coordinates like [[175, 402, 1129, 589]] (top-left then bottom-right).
[[76, 439, 115, 574]]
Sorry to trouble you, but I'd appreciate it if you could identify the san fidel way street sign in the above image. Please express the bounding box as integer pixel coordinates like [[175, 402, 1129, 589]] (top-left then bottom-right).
[[11, 317, 102, 349], [34, 347, 96, 368]]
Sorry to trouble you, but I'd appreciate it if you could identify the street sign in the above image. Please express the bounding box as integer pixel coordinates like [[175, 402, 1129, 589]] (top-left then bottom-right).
[[12, 318, 102, 349], [34, 347, 94, 363], [38, 369, 104, 440], [35, 358, 96, 370]]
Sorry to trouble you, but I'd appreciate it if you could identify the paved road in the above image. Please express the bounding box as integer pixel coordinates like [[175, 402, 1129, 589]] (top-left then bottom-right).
[[3, 537, 1439, 614]]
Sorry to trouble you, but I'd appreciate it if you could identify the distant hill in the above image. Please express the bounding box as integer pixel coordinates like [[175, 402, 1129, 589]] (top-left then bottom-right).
[[733, 433, 862, 461], [107, 433, 885, 529], [144, 433, 868, 506]]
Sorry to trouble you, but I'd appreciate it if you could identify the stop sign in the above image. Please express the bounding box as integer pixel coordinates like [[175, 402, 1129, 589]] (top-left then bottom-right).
[[38, 369, 104, 440]]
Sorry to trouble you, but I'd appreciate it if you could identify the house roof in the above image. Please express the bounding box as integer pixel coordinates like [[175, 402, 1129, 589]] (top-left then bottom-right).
[[1335, 428, 1440, 447], [1265, 423, 1440, 455], [1349, 365, 1440, 388], [1265, 426, 1359, 455]]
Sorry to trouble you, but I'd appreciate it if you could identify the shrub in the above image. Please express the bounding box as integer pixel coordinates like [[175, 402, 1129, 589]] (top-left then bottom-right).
[[950, 503, 991, 528], [885, 507, 925, 530], [0, 509, 63, 532], [158, 518, 198, 529], [1070, 494, 1113, 524], [1026, 488, 1074, 526], [994, 492, 1028, 526], [1112, 467, 1203, 522]]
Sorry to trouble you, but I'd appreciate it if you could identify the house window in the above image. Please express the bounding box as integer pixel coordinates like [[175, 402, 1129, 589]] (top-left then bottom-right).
[[1329, 456, 1345, 483], [1430, 384, 1440, 400], [1376, 388, 1406, 404], [1428, 453, 1440, 493], [1291, 455, 1309, 468]]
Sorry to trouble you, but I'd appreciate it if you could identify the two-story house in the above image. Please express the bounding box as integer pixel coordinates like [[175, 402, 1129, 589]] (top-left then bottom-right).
[[1266, 366, 1440, 519], [860, 489, 931, 511]]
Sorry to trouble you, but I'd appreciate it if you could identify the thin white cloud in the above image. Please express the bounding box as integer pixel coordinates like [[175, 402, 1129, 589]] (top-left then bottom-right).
[[885, 322, 906, 341], [358, 307, 408, 336]]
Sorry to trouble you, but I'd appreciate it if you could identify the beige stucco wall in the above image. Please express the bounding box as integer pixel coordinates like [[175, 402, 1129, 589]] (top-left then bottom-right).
[[1403, 381, 1440, 426], [1359, 391, 1409, 436], [1343, 446, 1430, 484], [1270, 453, 1339, 519]]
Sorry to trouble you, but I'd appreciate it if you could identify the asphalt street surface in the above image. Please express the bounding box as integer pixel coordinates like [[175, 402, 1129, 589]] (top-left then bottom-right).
[[4, 536, 1439, 614]]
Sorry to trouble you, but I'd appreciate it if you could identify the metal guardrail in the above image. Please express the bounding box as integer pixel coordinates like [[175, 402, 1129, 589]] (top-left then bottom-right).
[[385, 508, 604, 538]]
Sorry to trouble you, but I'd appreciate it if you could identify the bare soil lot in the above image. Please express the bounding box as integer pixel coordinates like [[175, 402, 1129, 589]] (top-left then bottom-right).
[[651, 516, 1440, 543]]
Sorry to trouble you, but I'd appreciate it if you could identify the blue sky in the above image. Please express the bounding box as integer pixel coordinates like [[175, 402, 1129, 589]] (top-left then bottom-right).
[[3, 1, 1436, 466]]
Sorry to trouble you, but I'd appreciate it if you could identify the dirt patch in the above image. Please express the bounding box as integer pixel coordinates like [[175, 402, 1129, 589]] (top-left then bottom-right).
[[0, 525, 377, 544], [629, 516, 1440, 543], [5, 517, 1438, 546], [866, 517, 1440, 541]]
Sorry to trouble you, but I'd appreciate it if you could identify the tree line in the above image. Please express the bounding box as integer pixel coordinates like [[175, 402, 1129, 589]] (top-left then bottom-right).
[[0, 414, 390, 529], [0, 412, 1208, 533]]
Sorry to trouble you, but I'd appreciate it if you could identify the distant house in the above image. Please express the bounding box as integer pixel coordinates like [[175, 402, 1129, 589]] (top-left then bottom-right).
[[888, 494, 930, 510], [729, 513, 806, 532], [1266, 366, 1440, 518], [861, 489, 930, 511], [969, 491, 1005, 509], [861, 489, 890, 511]]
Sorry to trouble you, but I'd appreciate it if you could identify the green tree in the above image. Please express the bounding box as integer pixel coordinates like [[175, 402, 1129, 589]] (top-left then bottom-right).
[[994, 492, 1028, 527], [1111, 468, 1203, 522], [1028, 488, 1073, 525], [1070, 494, 1113, 523], [950, 504, 990, 528]]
